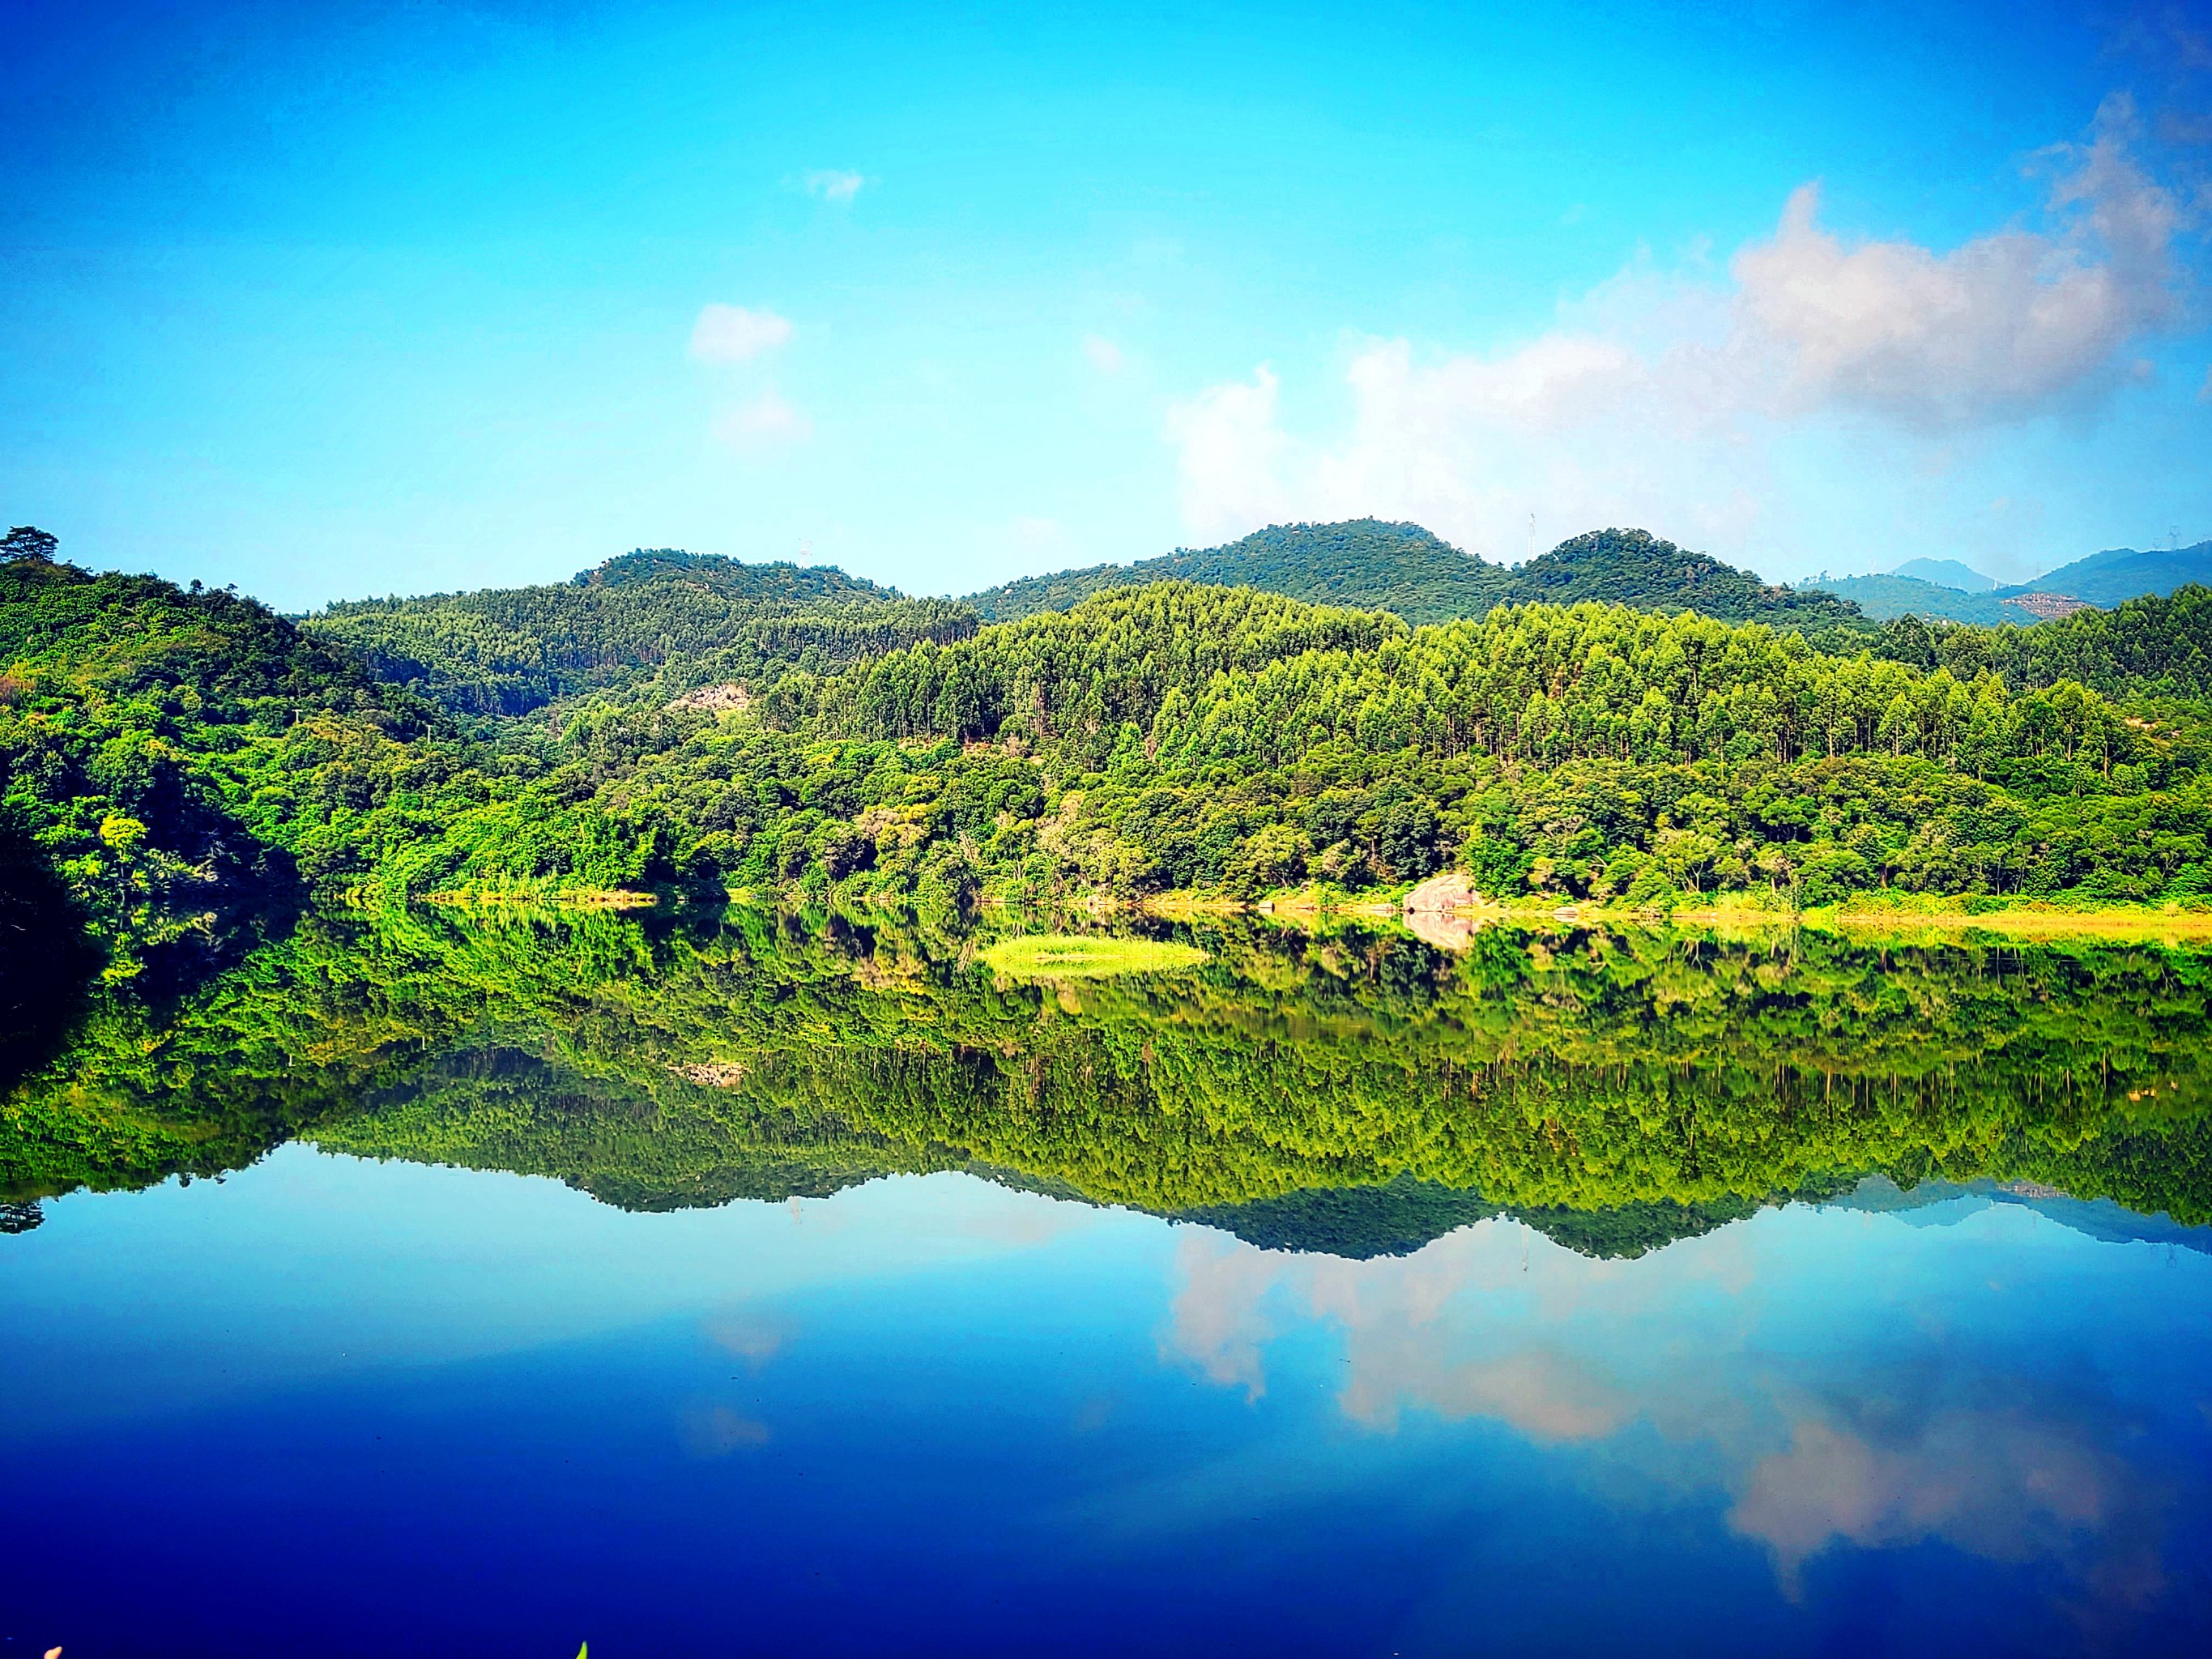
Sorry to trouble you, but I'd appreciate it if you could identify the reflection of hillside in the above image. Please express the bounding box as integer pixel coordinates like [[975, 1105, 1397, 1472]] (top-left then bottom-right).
[[6, 904, 2212, 1252], [1167, 1175, 1853, 1260]]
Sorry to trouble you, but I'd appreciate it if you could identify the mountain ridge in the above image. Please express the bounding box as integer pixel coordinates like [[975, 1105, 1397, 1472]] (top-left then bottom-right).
[[966, 519, 1865, 630], [2004, 541, 2212, 607]]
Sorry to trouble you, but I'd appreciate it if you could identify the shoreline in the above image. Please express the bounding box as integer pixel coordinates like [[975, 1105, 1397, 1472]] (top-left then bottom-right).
[[416, 881, 2212, 945], [424, 887, 659, 911]]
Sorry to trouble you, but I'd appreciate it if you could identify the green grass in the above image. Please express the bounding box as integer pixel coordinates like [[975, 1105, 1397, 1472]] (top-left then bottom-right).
[[981, 934, 1208, 979]]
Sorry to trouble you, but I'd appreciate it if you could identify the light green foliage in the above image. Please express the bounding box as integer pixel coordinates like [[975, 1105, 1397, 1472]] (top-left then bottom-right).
[[1873, 585, 2212, 700], [980, 934, 1208, 978]]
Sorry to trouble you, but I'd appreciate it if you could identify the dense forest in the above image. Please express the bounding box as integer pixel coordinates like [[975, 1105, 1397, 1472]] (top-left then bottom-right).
[[6, 524, 2212, 985], [6, 906, 2210, 1243]]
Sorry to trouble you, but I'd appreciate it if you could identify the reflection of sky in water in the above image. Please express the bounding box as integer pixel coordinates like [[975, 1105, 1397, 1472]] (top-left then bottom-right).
[[4, 1149, 2209, 1656]]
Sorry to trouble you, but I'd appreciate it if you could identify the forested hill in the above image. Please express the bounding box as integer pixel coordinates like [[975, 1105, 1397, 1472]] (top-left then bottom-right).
[[572, 547, 900, 599], [305, 549, 976, 718], [965, 521, 1511, 625], [0, 552, 447, 976], [1505, 529, 1861, 625], [965, 521, 1865, 630]]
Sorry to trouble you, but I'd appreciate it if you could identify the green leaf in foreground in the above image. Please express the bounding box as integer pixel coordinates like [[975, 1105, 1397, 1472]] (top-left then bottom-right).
[[981, 934, 1208, 979]]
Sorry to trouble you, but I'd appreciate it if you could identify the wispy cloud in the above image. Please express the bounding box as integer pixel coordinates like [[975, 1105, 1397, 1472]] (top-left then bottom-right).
[[1736, 99, 2180, 427], [690, 303, 794, 364], [803, 168, 866, 203], [1081, 335, 1126, 375], [713, 389, 811, 447]]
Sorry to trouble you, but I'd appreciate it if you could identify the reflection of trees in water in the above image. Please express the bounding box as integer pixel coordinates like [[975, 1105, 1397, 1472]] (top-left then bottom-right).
[[5, 904, 2211, 1246]]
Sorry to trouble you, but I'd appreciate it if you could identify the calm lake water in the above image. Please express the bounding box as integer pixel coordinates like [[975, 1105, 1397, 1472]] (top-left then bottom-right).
[[5, 908, 2210, 1656]]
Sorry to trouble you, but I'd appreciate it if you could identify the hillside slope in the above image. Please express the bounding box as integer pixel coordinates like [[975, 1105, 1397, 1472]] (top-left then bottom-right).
[[0, 550, 448, 975], [2007, 541, 2212, 607], [1894, 557, 1997, 592], [1503, 529, 1861, 625], [305, 548, 976, 718], [1810, 574, 2022, 625], [968, 521, 1864, 629]]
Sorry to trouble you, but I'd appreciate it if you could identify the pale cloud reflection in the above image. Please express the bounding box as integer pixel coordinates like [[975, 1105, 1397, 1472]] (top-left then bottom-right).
[[1161, 1231, 1286, 1399], [705, 1307, 793, 1370], [1729, 1410, 2165, 1611], [1157, 1209, 2182, 1624], [679, 1402, 772, 1457]]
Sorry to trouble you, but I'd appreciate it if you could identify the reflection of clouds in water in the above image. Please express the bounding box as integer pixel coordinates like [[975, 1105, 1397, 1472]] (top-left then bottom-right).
[[1162, 1233, 1286, 1399], [1730, 1409, 2166, 1617], [950, 1196, 1095, 1249], [1345, 1340, 1633, 1443], [706, 1307, 793, 1369], [1160, 1213, 2181, 1625], [680, 1403, 772, 1456]]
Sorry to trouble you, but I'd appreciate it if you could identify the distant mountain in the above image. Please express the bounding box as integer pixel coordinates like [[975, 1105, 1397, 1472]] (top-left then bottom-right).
[[1892, 557, 1996, 592], [965, 520, 1511, 626], [967, 520, 1864, 630], [2005, 540, 2212, 608], [305, 549, 974, 718], [1808, 574, 2022, 625]]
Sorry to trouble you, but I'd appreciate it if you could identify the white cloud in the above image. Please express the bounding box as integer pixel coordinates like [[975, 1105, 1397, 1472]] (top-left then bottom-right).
[[1733, 107, 2179, 427], [1163, 365, 1293, 539], [2199, 365, 2212, 402], [690, 303, 794, 364], [712, 390, 811, 447], [1163, 104, 2189, 570], [1082, 335, 1126, 375], [804, 168, 866, 203]]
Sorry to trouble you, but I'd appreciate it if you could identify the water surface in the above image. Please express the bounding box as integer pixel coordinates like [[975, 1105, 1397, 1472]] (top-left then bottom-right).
[[5, 909, 2210, 1655]]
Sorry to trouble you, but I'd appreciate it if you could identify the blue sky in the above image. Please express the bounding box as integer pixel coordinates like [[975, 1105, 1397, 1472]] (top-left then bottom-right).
[[3, 0, 2208, 608]]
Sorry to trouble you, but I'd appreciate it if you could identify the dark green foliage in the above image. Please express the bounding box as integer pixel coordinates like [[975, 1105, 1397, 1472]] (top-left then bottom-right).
[[306, 548, 976, 718], [0, 801, 96, 1090], [968, 520, 1513, 626], [968, 520, 1865, 630], [574, 548, 899, 597], [1503, 528, 1863, 625], [1176, 1177, 1502, 1257], [2, 526, 60, 564], [0, 556, 442, 974]]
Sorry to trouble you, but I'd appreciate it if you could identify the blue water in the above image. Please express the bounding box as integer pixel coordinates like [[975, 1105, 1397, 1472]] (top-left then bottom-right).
[[6, 1148, 2211, 1657]]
